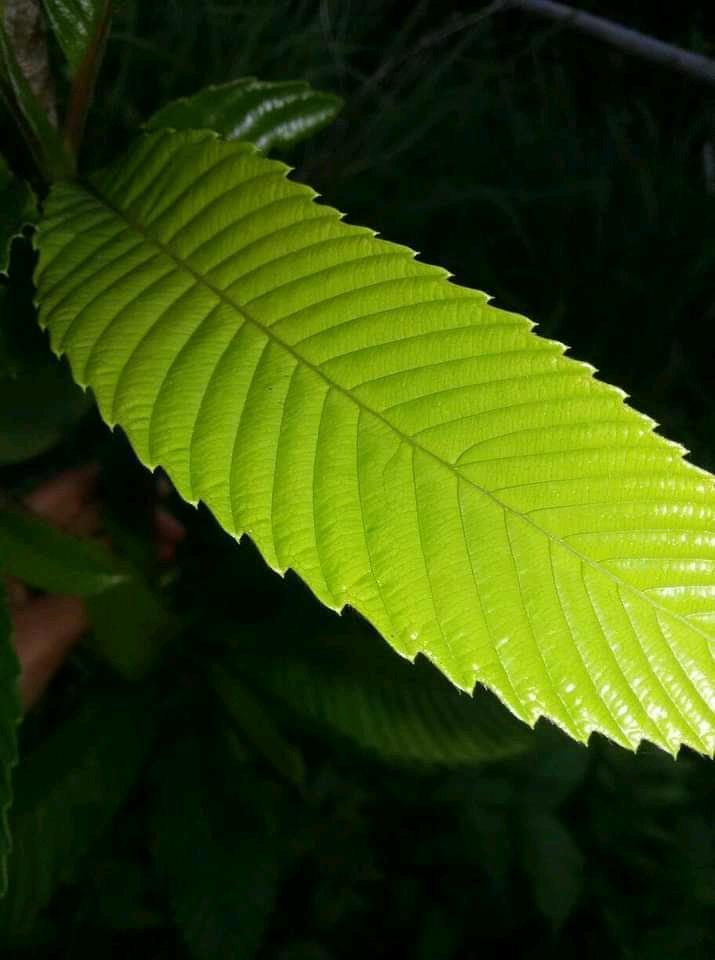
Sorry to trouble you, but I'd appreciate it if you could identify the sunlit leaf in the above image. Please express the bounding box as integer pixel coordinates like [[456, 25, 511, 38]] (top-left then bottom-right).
[[34, 130, 715, 756]]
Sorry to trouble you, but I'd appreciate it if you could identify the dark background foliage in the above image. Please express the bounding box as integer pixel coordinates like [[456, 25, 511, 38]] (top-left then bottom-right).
[[1, 1, 714, 957]]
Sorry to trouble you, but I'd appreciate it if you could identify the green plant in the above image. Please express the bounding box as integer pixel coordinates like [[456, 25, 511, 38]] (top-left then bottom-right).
[[0, 2, 713, 956]]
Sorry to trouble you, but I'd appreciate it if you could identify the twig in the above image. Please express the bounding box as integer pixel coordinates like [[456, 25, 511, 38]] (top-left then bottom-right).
[[356, 0, 508, 103], [509, 0, 715, 86]]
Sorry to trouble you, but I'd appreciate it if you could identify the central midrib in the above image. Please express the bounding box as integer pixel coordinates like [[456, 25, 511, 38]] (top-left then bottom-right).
[[73, 177, 714, 658]]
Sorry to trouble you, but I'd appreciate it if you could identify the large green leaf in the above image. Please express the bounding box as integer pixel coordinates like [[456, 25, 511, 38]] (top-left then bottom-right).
[[0, 686, 155, 936], [145, 77, 342, 153], [34, 130, 715, 756], [223, 616, 530, 765], [0, 583, 20, 898]]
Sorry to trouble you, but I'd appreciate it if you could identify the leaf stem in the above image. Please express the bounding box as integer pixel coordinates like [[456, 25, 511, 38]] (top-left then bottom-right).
[[63, 0, 113, 164]]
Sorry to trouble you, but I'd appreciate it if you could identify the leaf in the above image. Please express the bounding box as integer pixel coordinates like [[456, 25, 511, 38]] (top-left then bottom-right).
[[211, 664, 305, 787], [0, 505, 128, 596], [0, 686, 155, 936], [86, 578, 176, 680], [0, 8, 68, 179], [227, 616, 530, 766], [0, 501, 177, 679], [3, 0, 57, 124], [0, 582, 20, 898], [34, 129, 715, 756], [0, 154, 35, 275], [520, 812, 584, 931], [144, 77, 343, 152], [39, 0, 107, 73], [0, 282, 91, 465], [150, 731, 288, 960]]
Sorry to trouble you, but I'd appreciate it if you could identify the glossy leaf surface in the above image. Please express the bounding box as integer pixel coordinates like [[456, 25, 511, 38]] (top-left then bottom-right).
[[35, 130, 715, 756], [145, 77, 342, 152], [39, 0, 105, 72]]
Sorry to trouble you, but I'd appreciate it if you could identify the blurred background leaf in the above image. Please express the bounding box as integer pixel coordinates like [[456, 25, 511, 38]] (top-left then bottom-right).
[[150, 728, 294, 960], [0, 155, 35, 275], [0, 684, 157, 944], [0, 585, 20, 899], [0, 248, 90, 467], [224, 612, 531, 767]]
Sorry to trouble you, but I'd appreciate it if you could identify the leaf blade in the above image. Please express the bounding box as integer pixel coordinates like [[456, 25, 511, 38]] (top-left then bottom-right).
[[34, 130, 715, 756], [144, 77, 342, 153], [225, 616, 532, 766], [0, 685, 155, 935], [39, 0, 105, 73], [150, 732, 288, 960], [0, 506, 128, 596], [0, 156, 35, 275]]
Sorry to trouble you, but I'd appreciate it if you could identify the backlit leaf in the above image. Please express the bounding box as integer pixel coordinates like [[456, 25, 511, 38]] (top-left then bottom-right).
[[34, 130, 715, 756]]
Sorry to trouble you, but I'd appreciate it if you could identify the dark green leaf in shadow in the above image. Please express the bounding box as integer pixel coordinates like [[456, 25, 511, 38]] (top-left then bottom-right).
[[0, 685, 156, 938], [227, 614, 531, 767], [144, 77, 342, 152], [40, 0, 107, 73], [520, 812, 584, 932], [0, 506, 128, 596], [0, 282, 90, 466], [211, 663, 305, 788], [0, 582, 20, 898], [151, 731, 289, 960], [86, 578, 177, 681], [0, 154, 35, 275]]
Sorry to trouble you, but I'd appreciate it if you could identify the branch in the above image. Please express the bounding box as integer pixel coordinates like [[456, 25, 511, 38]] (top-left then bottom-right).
[[509, 0, 715, 86]]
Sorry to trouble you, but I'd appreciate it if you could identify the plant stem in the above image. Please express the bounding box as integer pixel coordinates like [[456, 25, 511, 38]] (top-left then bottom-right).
[[64, 0, 113, 162], [510, 0, 715, 86]]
